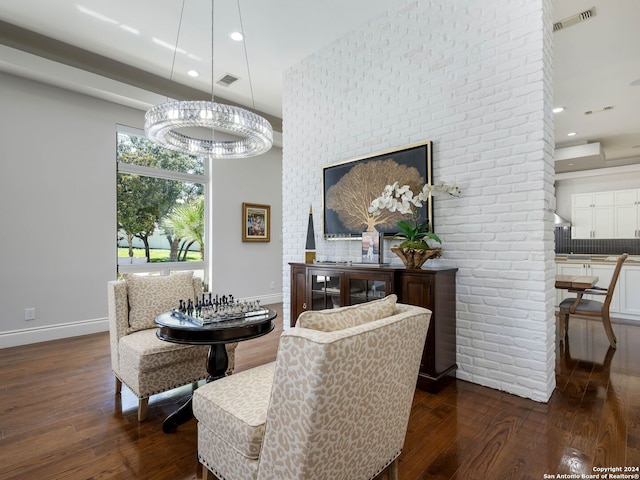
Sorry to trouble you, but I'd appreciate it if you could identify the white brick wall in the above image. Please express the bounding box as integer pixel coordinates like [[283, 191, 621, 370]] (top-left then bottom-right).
[[282, 0, 556, 401]]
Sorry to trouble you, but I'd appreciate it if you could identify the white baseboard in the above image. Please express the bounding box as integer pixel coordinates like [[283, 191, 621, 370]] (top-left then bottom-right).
[[240, 293, 283, 306], [0, 318, 109, 349], [0, 293, 283, 349]]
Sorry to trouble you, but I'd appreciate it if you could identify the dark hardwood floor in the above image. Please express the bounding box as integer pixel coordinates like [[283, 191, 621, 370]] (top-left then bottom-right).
[[1, 305, 639, 479]]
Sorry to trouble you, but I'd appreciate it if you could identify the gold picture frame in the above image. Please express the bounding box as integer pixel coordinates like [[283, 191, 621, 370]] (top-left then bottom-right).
[[242, 203, 270, 242]]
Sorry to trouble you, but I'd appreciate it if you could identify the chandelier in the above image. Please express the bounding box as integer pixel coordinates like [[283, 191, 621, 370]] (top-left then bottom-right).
[[144, 0, 273, 158]]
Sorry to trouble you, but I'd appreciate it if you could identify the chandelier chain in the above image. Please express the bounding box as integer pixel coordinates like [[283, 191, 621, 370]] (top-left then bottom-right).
[[236, 0, 256, 109], [169, 0, 188, 84], [211, 0, 215, 103]]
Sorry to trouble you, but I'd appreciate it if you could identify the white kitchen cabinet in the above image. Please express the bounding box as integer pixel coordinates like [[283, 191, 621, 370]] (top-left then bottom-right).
[[619, 265, 640, 316], [614, 189, 640, 238], [571, 192, 614, 239], [555, 262, 619, 313]]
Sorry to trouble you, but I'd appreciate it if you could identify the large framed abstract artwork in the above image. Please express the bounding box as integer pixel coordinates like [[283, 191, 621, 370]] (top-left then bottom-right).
[[322, 141, 433, 238]]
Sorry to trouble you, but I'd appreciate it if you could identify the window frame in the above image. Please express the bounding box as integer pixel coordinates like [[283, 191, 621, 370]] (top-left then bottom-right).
[[116, 125, 210, 279]]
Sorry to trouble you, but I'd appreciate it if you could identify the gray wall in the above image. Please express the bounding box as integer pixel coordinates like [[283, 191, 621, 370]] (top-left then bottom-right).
[[0, 70, 282, 347]]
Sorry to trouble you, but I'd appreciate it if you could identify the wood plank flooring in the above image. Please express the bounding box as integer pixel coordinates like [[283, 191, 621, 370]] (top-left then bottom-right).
[[1, 305, 640, 479]]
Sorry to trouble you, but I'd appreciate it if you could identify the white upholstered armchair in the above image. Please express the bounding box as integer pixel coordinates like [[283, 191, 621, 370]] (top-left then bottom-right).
[[193, 295, 431, 480], [108, 272, 237, 421]]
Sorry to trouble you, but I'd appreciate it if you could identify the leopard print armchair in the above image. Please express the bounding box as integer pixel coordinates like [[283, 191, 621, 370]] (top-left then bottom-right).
[[193, 295, 431, 480], [107, 272, 237, 422]]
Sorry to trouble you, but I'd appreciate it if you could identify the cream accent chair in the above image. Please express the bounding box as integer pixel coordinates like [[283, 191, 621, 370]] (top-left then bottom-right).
[[108, 272, 237, 422], [193, 295, 431, 480]]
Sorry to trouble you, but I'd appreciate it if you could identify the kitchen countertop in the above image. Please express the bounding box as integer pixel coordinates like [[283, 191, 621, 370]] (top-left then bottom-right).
[[555, 254, 640, 264]]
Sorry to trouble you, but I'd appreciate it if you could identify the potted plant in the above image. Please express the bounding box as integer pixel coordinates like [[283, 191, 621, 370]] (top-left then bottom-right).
[[369, 181, 459, 268]]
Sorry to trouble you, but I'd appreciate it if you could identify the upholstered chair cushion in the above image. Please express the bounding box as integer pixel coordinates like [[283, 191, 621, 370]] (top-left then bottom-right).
[[193, 363, 275, 460], [296, 293, 397, 331], [558, 297, 604, 313], [119, 329, 210, 372], [123, 271, 196, 333], [118, 329, 209, 397]]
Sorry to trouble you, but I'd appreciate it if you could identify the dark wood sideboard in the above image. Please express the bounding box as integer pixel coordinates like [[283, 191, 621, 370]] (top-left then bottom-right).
[[289, 263, 457, 392]]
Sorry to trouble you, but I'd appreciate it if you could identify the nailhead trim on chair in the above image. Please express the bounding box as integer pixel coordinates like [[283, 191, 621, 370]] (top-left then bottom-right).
[[198, 441, 401, 479], [114, 372, 207, 399], [368, 451, 401, 480], [199, 457, 228, 480]]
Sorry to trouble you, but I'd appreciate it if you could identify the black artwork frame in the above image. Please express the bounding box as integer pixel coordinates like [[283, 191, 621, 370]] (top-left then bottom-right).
[[322, 141, 433, 238]]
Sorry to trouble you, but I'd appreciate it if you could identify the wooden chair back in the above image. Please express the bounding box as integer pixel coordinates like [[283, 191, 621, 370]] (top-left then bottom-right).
[[603, 253, 628, 308]]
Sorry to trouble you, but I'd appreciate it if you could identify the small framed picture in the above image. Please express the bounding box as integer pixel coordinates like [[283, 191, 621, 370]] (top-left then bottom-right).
[[242, 203, 270, 242], [361, 231, 383, 263]]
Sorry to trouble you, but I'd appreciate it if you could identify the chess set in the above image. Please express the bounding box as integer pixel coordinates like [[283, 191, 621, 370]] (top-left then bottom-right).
[[171, 293, 269, 326]]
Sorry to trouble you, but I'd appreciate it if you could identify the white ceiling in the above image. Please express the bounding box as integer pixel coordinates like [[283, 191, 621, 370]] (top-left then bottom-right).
[[1, 0, 639, 172], [553, 0, 640, 172]]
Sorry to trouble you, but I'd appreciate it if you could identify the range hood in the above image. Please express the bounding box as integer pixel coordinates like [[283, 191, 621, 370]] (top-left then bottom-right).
[[554, 213, 571, 227]]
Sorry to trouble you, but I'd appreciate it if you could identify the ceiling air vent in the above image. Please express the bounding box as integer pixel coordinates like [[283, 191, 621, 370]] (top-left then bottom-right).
[[553, 7, 595, 32], [216, 74, 240, 87]]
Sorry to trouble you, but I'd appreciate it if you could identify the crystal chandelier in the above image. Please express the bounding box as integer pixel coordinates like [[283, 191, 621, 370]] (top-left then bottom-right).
[[144, 0, 273, 158]]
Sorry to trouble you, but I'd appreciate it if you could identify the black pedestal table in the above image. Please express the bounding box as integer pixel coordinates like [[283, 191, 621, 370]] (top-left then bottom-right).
[[154, 308, 276, 433]]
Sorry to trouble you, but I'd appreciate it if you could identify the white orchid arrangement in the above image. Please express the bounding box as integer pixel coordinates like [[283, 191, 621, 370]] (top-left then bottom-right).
[[368, 181, 460, 249]]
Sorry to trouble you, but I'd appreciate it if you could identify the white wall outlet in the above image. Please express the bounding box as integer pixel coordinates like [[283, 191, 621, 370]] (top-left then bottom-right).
[[270, 281, 275, 290], [24, 308, 36, 321]]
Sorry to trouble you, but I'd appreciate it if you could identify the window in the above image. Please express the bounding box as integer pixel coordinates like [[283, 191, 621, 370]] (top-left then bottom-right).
[[116, 126, 209, 278]]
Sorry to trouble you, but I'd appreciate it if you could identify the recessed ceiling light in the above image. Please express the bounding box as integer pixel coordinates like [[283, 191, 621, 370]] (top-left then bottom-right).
[[567, 132, 577, 137], [187, 70, 199, 77], [553, 107, 565, 113], [229, 31, 244, 41]]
